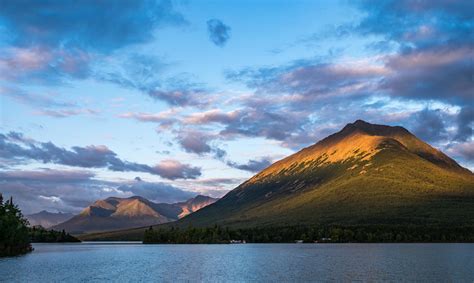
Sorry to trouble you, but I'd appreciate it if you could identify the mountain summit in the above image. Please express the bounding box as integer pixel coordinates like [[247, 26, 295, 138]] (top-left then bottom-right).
[[53, 195, 217, 234], [177, 120, 473, 228]]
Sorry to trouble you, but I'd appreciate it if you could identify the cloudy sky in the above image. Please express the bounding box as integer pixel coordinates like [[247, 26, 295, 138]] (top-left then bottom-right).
[[0, 0, 472, 214]]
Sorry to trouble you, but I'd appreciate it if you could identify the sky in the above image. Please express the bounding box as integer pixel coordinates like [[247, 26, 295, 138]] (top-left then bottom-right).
[[0, 0, 472, 214]]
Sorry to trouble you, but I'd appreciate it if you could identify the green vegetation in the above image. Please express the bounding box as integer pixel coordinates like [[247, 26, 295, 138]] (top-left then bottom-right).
[[82, 122, 474, 242], [143, 225, 474, 244], [29, 226, 81, 243], [178, 147, 474, 229], [0, 194, 32, 257]]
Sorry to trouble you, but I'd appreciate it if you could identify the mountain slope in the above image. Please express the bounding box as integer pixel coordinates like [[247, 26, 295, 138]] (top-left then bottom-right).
[[53, 195, 217, 234], [80, 120, 474, 241], [179, 120, 474, 228], [26, 211, 74, 228]]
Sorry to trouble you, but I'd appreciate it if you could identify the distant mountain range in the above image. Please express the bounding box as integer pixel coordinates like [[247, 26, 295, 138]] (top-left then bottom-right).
[[82, 120, 474, 240], [52, 195, 217, 234], [26, 211, 74, 228]]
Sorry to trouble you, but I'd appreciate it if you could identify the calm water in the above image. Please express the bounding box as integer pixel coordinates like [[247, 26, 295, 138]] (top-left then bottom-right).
[[1, 242, 473, 282]]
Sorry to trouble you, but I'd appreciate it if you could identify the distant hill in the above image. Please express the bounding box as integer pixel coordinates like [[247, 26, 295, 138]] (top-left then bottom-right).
[[53, 195, 217, 234], [26, 211, 74, 228], [83, 120, 474, 240]]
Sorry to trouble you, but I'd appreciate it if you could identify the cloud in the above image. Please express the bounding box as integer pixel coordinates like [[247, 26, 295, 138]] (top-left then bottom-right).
[[227, 157, 273, 173], [215, 0, 472, 153], [412, 108, 449, 143], [0, 85, 76, 108], [0, 131, 201, 180], [0, 47, 91, 84], [117, 178, 196, 203], [381, 46, 473, 103], [0, 170, 198, 214], [148, 88, 209, 107], [207, 19, 231, 47], [184, 109, 242, 125], [0, 0, 186, 52], [455, 106, 473, 142], [119, 109, 179, 129], [0, 168, 95, 183], [0, 0, 192, 108], [35, 109, 99, 118], [151, 160, 201, 180], [226, 59, 387, 110], [177, 130, 213, 154], [447, 141, 474, 162]]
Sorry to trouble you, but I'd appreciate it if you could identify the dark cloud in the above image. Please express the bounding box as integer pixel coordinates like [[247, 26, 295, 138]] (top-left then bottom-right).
[[350, 0, 473, 104], [382, 45, 473, 103], [354, 0, 473, 46], [207, 19, 231, 47], [227, 157, 273, 173], [0, 0, 186, 52], [0, 131, 201, 180], [412, 108, 449, 143], [0, 0, 192, 108], [455, 106, 473, 142]]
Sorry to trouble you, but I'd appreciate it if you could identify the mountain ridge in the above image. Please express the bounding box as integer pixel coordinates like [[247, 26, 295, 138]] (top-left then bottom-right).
[[53, 195, 217, 234]]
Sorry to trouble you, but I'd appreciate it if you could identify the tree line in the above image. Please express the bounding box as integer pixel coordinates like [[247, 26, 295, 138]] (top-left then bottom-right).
[[29, 226, 80, 243], [143, 224, 474, 244]]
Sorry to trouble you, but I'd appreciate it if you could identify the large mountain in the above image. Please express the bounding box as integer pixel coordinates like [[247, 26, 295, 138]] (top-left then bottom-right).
[[53, 195, 217, 234], [26, 211, 74, 228], [179, 120, 474, 228], [81, 120, 474, 240]]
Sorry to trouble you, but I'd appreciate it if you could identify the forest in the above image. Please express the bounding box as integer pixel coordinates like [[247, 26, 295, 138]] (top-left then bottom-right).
[[143, 225, 474, 244]]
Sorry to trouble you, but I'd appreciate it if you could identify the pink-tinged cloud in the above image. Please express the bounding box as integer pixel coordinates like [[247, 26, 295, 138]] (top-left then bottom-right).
[[119, 109, 179, 129], [184, 109, 242, 124], [151, 160, 202, 180], [0, 47, 91, 83]]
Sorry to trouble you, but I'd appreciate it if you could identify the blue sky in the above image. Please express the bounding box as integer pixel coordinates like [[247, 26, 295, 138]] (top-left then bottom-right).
[[0, 0, 472, 214]]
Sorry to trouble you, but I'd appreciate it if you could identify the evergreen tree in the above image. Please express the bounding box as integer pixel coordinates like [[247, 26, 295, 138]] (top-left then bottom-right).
[[0, 194, 32, 256]]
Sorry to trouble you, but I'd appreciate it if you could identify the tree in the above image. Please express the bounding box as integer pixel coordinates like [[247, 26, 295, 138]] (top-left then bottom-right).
[[0, 195, 32, 256]]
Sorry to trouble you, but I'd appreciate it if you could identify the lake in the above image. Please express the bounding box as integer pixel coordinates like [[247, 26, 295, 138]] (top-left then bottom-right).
[[0, 242, 473, 282]]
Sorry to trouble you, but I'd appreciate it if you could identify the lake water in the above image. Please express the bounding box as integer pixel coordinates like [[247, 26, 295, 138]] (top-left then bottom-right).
[[0, 242, 473, 282]]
